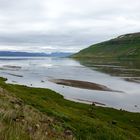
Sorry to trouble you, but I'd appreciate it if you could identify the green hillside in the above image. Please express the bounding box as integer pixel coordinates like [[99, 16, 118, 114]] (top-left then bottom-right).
[[73, 32, 140, 59], [0, 77, 140, 140]]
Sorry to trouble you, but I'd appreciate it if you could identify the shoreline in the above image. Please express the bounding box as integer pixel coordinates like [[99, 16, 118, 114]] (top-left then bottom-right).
[[0, 77, 140, 139], [3, 76, 139, 112]]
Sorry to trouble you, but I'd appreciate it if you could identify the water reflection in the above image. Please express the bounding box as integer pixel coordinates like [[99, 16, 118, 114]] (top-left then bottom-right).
[[77, 58, 140, 82], [0, 57, 139, 112]]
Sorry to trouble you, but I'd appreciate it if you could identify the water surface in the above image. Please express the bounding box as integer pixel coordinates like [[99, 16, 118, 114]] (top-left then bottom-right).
[[0, 57, 139, 112]]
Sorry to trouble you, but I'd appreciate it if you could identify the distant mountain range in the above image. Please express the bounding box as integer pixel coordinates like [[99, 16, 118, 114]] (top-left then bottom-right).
[[72, 32, 140, 59], [0, 51, 73, 57]]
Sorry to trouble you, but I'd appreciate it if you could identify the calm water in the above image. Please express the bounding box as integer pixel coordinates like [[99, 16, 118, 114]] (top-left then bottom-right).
[[0, 57, 140, 112]]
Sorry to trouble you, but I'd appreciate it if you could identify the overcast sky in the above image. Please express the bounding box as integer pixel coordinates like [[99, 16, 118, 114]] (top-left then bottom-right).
[[0, 0, 140, 53]]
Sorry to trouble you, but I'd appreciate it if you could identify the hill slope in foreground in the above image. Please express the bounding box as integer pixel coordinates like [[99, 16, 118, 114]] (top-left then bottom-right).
[[73, 32, 140, 59], [0, 77, 140, 139]]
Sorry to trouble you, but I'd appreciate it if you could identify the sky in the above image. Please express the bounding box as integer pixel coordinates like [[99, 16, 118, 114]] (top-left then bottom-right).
[[0, 0, 140, 53]]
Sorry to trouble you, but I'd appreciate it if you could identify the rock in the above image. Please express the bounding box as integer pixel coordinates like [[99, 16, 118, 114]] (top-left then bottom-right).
[[13, 118, 20, 122], [27, 126, 33, 133], [35, 124, 40, 129], [10, 99, 23, 106], [40, 117, 53, 124], [14, 104, 20, 109], [64, 129, 73, 136], [10, 100, 15, 104], [12, 81, 17, 83], [112, 120, 117, 125], [45, 131, 48, 136], [12, 115, 25, 122], [21, 119, 26, 124]]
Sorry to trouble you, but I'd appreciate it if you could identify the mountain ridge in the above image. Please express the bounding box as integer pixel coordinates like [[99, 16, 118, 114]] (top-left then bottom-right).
[[0, 51, 72, 57]]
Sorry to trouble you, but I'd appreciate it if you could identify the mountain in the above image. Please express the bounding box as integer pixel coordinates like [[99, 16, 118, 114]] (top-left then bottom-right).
[[0, 51, 73, 57], [48, 52, 73, 57], [0, 51, 47, 57], [72, 32, 140, 59]]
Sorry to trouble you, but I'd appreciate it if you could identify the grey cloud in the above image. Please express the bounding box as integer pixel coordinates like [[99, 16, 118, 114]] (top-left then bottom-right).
[[0, 0, 140, 52]]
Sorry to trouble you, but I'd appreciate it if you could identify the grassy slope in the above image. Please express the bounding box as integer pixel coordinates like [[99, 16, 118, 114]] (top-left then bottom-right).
[[0, 77, 140, 140], [73, 33, 140, 59]]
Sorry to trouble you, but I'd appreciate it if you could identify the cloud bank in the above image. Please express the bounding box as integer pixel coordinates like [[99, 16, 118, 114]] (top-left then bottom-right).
[[0, 0, 140, 52]]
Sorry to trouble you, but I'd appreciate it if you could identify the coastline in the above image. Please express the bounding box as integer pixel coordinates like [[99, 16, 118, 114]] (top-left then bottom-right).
[[0, 76, 140, 139]]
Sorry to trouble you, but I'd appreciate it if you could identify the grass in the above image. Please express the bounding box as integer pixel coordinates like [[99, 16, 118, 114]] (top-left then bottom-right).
[[0, 77, 140, 140]]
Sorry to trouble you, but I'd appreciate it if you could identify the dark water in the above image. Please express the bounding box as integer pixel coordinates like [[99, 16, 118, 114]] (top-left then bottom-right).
[[78, 58, 140, 82]]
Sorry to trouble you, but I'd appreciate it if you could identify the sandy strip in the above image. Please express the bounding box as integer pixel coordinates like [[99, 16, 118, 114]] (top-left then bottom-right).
[[3, 72, 23, 77], [3, 65, 21, 69], [50, 79, 122, 92], [75, 98, 106, 106]]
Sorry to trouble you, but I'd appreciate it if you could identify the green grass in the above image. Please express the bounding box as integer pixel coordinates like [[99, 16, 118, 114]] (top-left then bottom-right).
[[73, 32, 140, 59], [0, 77, 140, 140]]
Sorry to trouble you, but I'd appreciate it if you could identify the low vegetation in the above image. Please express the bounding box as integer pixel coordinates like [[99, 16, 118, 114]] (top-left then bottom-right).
[[0, 77, 140, 140], [72, 32, 140, 59]]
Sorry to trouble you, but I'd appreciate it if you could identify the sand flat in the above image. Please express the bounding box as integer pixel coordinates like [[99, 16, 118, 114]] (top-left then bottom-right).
[[50, 79, 121, 92]]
